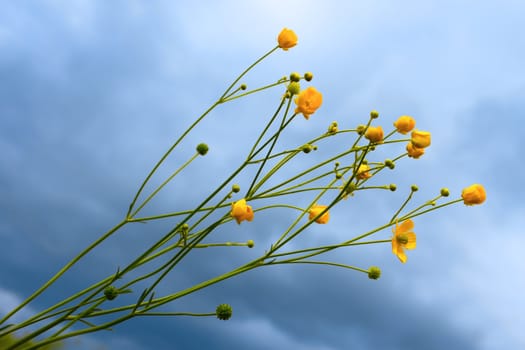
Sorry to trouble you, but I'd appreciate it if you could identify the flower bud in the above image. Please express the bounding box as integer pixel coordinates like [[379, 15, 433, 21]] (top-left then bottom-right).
[[104, 286, 119, 301], [356, 164, 371, 180], [304, 72, 313, 81], [440, 188, 450, 197], [240, 84, 247, 90], [365, 126, 384, 143], [308, 204, 330, 224], [393, 115, 416, 134], [384, 159, 395, 169], [277, 28, 298, 50], [335, 172, 343, 179], [247, 240, 254, 248], [216, 304, 233, 320], [461, 184, 486, 206], [411, 130, 431, 148], [411, 185, 419, 192], [287, 81, 301, 95], [327, 121, 338, 134], [406, 142, 425, 159], [368, 266, 381, 280], [356, 124, 366, 135], [301, 144, 313, 153], [370, 110, 379, 119], [230, 199, 254, 224], [196, 143, 209, 156], [232, 184, 241, 193], [290, 72, 301, 82], [389, 184, 397, 191]]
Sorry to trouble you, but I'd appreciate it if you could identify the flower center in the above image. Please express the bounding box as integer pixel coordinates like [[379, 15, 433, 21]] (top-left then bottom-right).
[[396, 233, 409, 245]]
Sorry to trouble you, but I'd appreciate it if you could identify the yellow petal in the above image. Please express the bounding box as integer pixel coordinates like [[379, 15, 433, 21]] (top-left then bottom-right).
[[405, 232, 416, 250], [397, 219, 414, 233], [396, 245, 407, 263]]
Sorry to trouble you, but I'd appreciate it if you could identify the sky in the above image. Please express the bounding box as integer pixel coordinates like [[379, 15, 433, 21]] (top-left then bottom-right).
[[1, 1, 524, 349]]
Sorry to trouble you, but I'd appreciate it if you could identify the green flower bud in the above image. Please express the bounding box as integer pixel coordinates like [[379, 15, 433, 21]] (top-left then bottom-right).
[[344, 182, 357, 196], [216, 304, 233, 320], [411, 184, 419, 192], [356, 124, 366, 135], [385, 159, 395, 169], [327, 121, 338, 134], [370, 110, 379, 119], [301, 144, 313, 153], [440, 188, 450, 197], [389, 184, 397, 191], [290, 72, 301, 82], [287, 81, 301, 95], [240, 84, 247, 90], [196, 143, 209, 156], [304, 72, 313, 81], [247, 240, 254, 248], [232, 184, 241, 193], [335, 172, 343, 179], [104, 286, 119, 301], [368, 266, 381, 280]]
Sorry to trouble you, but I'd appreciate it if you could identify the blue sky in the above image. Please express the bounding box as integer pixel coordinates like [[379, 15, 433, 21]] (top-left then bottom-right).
[[1, 1, 524, 349]]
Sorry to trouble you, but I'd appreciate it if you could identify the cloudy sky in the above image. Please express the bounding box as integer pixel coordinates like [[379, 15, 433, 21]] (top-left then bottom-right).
[[1, 1, 524, 349]]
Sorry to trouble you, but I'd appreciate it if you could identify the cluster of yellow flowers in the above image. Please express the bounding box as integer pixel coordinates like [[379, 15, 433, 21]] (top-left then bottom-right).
[[231, 28, 486, 264]]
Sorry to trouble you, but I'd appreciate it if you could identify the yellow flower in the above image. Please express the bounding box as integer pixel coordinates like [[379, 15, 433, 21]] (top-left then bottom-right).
[[393, 115, 416, 134], [406, 142, 425, 159], [356, 164, 371, 180], [277, 28, 298, 50], [308, 204, 330, 224], [230, 199, 254, 224], [365, 126, 384, 143], [411, 130, 431, 148], [294, 87, 323, 119], [391, 219, 416, 263], [461, 184, 486, 206]]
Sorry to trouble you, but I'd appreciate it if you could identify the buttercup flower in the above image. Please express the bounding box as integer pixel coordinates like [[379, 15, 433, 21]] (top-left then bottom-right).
[[461, 184, 486, 206], [393, 115, 416, 134], [365, 126, 384, 143], [406, 142, 425, 159], [277, 28, 298, 50], [308, 204, 330, 224], [356, 164, 371, 180], [294, 87, 323, 119], [230, 199, 254, 224], [411, 130, 431, 148], [391, 219, 416, 263]]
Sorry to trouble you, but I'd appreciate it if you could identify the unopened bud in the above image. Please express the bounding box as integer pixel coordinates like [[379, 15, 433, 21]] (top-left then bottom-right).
[[216, 304, 233, 320], [370, 110, 379, 119], [440, 188, 450, 197], [196, 143, 209, 156], [104, 286, 119, 301], [304, 72, 313, 81], [290, 72, 301, 82], [232, 184, 241, 193], [368, 266, 381, 280]]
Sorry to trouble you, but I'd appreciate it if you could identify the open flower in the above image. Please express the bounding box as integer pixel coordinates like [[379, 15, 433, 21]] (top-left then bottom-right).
[[406, 142, 425, 159], [294, 87, 323, 119], [461, 184, 486, 206], [277, 28, 298, 50], [393, 115, 416, 134], [230, 199, 254, 224], [365, 126, 384, 143], [308, 204, 330, 224], [356, 164, 371, 180], [391, 219, 416, 263], [411, 130, 431, 148]]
